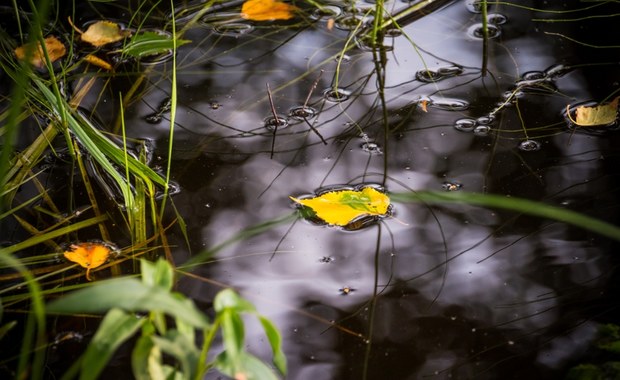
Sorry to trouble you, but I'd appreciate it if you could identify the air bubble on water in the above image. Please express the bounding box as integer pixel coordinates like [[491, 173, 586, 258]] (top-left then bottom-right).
[[467, 23, 501, 39], [476, 115, 495, 125], [264, 115, 289, 131], [334, 15, 368, 31], [454, 118, 477, 132], [289, 106, 317, 120], [465, 0, 483, 13], [430, 97, 469, 111], [310, 5, 342, 20], [473, 125, 490, 136], [518, 139, 541, 151], [544, 63, 572, 78], [487, 13, 507, 25], [442, 182, 463, 191], [361, 142, 382, 154], [521, 71, 546, 81], [213, 22, 254, 36], [415, 65, 463, 83], [323, 87, 351, 102]]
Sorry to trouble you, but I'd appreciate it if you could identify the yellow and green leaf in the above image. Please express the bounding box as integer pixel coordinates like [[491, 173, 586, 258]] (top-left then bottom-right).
[[290, 187, 391, 226]]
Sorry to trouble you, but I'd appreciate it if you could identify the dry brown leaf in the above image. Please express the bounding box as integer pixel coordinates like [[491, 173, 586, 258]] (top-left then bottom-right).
[[14, 36, 66, 68], [81, 20, 130, 47], [241, 0, 298, 21], [573, 96, 619, 126]]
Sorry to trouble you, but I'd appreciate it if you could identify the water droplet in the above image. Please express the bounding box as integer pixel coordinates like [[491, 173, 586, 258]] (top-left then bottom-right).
[[289, 106, 317, 120], [454, 118, 477, 132], [264, 115, 289, 131], [487, 13, 507, 25], [323, 87, 351, 102], [467, 23, 501, 39], [518, 140, 541, 151], [361, 142, 382, 154], [430, 97, 469, 111], [473, 125, 491, 136]]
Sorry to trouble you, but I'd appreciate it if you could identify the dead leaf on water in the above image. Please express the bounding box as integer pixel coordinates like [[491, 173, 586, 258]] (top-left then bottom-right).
[[63, 241, 115, 281], [571, 96, 619, 126], [290, 187, 391, 227], [80, 20, 130, 47], [83, 54, 113, 71], [14, 36, 66, 68], [241, 0, 298, 21]]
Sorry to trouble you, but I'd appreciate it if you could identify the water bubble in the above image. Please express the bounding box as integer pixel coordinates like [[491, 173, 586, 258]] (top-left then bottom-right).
[[454, 118, 477, 132], [467, 23, 501, 39], [310, 5, 342, 20], [334, 15, 368, 31], [289, 106, 317, 120], [430, 97, 469, 111], [361, 142, 383, 154], [335, 54, 351, 63], [465, 0, 483, 13], [473, 125, 491, 136], [323, 87, 351, 102], [264, 115, 289, 131], [442, 182, 463, 191], [518, 140, 541, 151], [476, 115, 495, 125], [213, 22, 254, 36], [384, 27, 403, 37], [521, 71, 546, 81], [416, 65, 463, 83], [487, 13, 507, 25], [544, 64, 572, 78]]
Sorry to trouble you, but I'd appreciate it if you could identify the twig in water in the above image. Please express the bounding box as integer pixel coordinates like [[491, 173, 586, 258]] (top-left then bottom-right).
[[266, 82, 279, 159]]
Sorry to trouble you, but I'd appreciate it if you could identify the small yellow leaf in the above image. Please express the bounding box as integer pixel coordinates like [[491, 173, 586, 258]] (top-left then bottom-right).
[[64, 242, 112, 281], [83, 54, 113, 71], [290, 187, 391, 226], [14, 36, 66, 68], [241, 0, 298, 21], [574, 96, 619, 126], [81, 20, 130, 47]]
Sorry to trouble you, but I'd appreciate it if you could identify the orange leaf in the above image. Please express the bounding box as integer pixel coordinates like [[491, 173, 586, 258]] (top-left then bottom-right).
[[241, 0, 298, 21], [14, 36, 66, 68], [83, 54, 113, 71], [63, 242, 112, 281], [573, 96, 619, 127]]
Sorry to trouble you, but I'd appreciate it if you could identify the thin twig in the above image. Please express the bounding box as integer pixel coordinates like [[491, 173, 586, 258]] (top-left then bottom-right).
[[266, 82, 279, 159]]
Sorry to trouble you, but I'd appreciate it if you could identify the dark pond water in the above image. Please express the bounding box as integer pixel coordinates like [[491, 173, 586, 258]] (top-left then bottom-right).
[[3, 0, 620, 378]]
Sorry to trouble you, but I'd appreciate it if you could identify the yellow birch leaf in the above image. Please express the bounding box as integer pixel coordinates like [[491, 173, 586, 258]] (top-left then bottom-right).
[[290, 187, 391, 226], [64, 242, 112, 281], [241, 0, 298, 21], [81, 20, 130, 47], [14, 36, 66, 68], [574, 96, 619, 126]]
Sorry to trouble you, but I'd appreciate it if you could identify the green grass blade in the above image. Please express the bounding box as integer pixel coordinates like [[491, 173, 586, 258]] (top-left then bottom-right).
[[390, 191, 620, 241], [79, 308, 145, 380], [47, 277, 209, 328]]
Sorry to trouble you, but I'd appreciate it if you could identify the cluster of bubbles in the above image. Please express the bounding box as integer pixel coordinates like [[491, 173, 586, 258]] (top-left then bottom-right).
[[465, 1, 507, 39]]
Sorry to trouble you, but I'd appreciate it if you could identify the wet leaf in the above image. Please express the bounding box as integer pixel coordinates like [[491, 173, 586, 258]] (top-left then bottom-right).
[[574, 96, 619, 126], [14, 36, 66, 68], [83, 54, 113, 71], [241, 0, 298, 21], [81, 20, 130, 47], [122, 31, 191, 58], [290, 187, 391, 226], [63, 241, 112, 280]]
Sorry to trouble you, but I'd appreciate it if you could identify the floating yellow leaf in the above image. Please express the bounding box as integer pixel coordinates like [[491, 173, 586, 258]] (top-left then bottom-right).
[[63, 242, 112, 281], [14, 36, 66, 68], [241, 0, 298, 21], [572, 96, 619, 127], [83, 54, 113, 71], [290, 187, 391, 226], [80, 20, 130, 47]]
